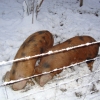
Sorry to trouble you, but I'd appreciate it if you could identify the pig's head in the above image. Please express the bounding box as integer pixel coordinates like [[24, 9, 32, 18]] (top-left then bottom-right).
[[3, 71, 27, 91], [3, 62, 30, 91], [35, 62, 53, 87], [9, 67, 28, 91]]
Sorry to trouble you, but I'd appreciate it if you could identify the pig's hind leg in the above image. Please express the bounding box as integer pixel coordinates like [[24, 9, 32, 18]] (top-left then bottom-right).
[[86, 60, 94, 71]]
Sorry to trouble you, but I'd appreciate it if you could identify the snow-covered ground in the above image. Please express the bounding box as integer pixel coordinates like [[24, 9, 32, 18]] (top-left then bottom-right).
[[0, 0, 100, 100]]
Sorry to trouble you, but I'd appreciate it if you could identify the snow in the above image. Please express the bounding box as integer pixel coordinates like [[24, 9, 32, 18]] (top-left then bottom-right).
[[0, 0, 100, 100]]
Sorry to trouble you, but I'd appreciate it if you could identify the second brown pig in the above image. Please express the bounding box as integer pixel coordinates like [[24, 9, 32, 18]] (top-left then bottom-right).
[[35, 35, 99, 86]]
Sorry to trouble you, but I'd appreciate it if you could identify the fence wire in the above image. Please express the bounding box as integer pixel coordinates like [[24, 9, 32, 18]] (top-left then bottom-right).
[[0, 41, 100, 100], [0, 41, 100, 66]]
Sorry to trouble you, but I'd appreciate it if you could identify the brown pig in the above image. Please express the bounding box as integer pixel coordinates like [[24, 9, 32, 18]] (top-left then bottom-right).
[[3, 30, 54, 91], [35, 36, 99, 86]]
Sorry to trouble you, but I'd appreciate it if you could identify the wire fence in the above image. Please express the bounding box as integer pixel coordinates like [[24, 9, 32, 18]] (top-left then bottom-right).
[[0, 41, 100, 100]]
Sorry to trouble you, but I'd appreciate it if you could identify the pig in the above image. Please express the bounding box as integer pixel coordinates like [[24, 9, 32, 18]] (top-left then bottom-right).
[[35, 35, 99, 86], [3, 30, 54, 91]]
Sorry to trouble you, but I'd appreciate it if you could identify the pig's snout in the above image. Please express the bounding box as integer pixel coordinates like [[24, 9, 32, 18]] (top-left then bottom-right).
[[39, 74, 52, 86], [12, 80, 27, 91]]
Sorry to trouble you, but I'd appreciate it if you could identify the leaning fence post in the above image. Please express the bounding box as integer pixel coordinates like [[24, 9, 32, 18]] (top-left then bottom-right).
[[80, 0, 83, 7]]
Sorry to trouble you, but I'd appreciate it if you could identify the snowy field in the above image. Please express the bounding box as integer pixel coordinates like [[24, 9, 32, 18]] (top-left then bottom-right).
[[0, 0, 100, 100]]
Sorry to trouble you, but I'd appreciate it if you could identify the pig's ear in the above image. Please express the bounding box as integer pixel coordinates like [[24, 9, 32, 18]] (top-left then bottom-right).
[[39, 74, 52, 86]]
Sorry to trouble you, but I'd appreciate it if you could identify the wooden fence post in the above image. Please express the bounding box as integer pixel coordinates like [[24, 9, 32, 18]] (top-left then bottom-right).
[[80, 0, 83, 7]]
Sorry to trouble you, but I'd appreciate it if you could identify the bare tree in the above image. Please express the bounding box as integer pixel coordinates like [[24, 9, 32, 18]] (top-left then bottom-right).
[[36, 0, 44, 18], [23, 0, 44, 23]]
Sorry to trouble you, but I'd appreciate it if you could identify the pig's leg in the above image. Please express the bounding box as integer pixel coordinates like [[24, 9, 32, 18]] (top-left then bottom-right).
[[87, 60, 94, 71], [3, 71, 10, 82]]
